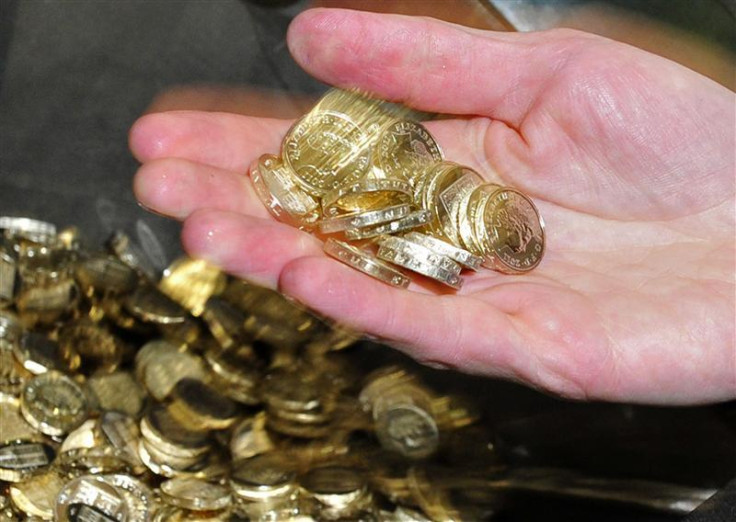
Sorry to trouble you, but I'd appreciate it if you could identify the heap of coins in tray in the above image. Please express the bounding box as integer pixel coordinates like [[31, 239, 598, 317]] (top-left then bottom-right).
[[249, 89, 546, 290], [0, 217, 493, 521]]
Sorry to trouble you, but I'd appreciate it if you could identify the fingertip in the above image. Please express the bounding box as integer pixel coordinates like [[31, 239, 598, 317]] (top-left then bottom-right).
[[129, 112, 172, 162]]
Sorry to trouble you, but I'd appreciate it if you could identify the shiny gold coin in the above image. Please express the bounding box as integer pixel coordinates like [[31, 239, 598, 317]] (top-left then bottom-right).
[[141, 347, 207, 401], [230, 453, 297, 502], [0, 251, 16, 308], [229, 413, 274, 461], [375, 120, 443, 186], [158, 257, 227, 317], [98, 411, 146, 475], [140, 405, 211, 459], [250, 154, 321, 229], [379, 236, 461, 275], [59, 419, 100, 454], [95, 474, 156, 522], [0, 217, 57, 245], [74, 254, 138, 296], [124, 285, 188, 325], [58, 319, 121, 372], [20, 371, 88, 437], [13, 330, 69, 375], [474, 186, 546, 273], [344, 209, 432, 241], [85, 371, 145, 417], [0, 351, 30, 396], [168, 378, 239, 431], [323, 238, 410, 288], [436, 166, 484, 246], [319, 203, 412, 235], [283, 111, 371, 197], [322, 176, 414, 216], [107, 230, 157, 281], [54, 475, 129, 522], [0, 440, 55, 483], [8, 469, 65, 520], [403, 232, 482, 271], [376, 243, 463, 290], [160, 478, 232, 512]]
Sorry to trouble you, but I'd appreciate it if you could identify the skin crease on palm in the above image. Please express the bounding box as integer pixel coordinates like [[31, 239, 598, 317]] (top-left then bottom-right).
[[128, 9, 735, 405]]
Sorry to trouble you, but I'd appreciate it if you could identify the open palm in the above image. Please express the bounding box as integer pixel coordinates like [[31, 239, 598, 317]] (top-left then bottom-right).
[[130, 9, 735, 404]]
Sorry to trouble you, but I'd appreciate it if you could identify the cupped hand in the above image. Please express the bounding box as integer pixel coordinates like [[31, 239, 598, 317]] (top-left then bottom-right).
[[129, 9, 735, 404]]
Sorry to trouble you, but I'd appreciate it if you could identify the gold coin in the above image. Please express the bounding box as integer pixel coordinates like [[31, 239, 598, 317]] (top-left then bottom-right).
[[74, 254, 138, 296], [0, 251, 16, 307], [344, 209, 432, 241], [98, 411, 146, 475], [8, 468, 65, 519], [167, 378, 239, 431], [20, 371, 88, 437], [474, 186, 545, 273], [283, 111, 371, 197], [140, 405, 211, 459], [160, 478, 232, 512], [158, 257, 226, 317], [229, 453, 297, 502], [229, 413, 274, 461], [124, 285, 188, 325], [85, 371, 145, 417], [95, 474, 156, 522], [375, 120, 443, 186], [59, 419, 100, 454], [321, 176, 414, 215], [376, 244, 463, 290], [0, 217, 57, 245], [323, 238, 410, 289], [436, 167, 484, 246], [250, 154, 321, 228], [373, 391, 440, 460], [54, 475, 129, 522], [378, 236, 461, 275], [58, 319, 121, 372], [141, 347, 207, 401], [203, 345, 261, 406], [319, 203, 412, 235], [107, 230, 157, 281], [0, 440, 55, 483], [456, 185, 492, 257], [403, 232, 482, 271], [0, 351, 30, 396]]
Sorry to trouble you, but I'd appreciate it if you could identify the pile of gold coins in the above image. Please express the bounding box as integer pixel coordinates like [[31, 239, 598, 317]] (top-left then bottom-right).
[[249, 89, 546, 290], [0, 216, 493, 521]]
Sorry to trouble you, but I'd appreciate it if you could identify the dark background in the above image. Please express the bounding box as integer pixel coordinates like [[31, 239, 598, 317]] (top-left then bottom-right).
[[0, 1, 734, 520]]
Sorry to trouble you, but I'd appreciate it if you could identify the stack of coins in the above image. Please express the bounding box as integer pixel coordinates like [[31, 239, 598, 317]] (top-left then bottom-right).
[[249, 89, 546, 290], [0, 216, 495, 521]]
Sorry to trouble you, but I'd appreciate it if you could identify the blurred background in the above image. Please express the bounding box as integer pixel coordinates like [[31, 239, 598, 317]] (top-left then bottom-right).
[[0, 1, 734, 520]]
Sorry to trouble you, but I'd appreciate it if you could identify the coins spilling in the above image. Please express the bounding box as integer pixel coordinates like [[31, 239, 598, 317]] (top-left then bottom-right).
[[249, 89, 546, 290], [0, 217, 493, 521]]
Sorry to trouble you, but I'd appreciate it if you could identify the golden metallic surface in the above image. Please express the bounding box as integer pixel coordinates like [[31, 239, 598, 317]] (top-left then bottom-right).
[[374, 120, 443, 186], [318, 203, 412, 235], [0, 394, 37, 444], [323, 238, 410, 288], [20, 371, 88, 437], [8, 469, 65, 520], [54, 475, 129, 522], [321, 176, 414, 215], [344, 210, 432, 241], [474, 186, 546, 273], [0, 440, 55, 483], [168, 378, 239, 431], [283, 111, 372, 197], [160, 478, 232, 512], [403, 232, 482, 271], [85, 371, 145, 417], [249, 155, 320, 230], [377, 244, 463, 290], [158, 257, 226, 317]]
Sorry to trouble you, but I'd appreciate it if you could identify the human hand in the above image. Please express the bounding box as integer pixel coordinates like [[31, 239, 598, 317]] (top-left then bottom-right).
[[129, 9, 735, 404]]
